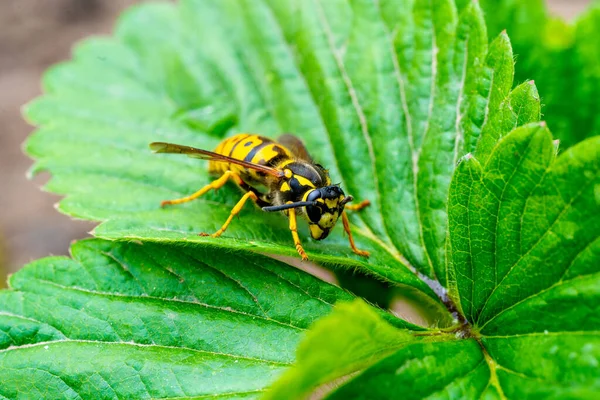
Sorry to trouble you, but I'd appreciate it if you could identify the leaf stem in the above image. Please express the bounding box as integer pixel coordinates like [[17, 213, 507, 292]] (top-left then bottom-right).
[[414, 269, 468, 328]]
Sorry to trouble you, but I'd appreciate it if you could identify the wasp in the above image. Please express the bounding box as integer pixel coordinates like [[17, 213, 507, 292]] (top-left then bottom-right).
[[150, 134, 370, 260]]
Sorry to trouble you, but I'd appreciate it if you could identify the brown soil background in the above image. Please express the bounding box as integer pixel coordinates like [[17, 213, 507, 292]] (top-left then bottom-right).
[[0, 0, 592, 285]]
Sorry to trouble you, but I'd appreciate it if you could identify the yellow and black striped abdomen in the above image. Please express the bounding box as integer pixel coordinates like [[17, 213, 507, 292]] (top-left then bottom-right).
[[209, 134, 293, 182]]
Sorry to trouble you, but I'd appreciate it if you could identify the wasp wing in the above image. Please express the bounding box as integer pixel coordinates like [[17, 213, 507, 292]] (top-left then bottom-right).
[[277, 134, 314, 162], [150, 142, 284, 177]]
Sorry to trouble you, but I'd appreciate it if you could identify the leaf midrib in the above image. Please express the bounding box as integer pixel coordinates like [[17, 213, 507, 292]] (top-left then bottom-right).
[[376, 0, 437, 280], [0, 339, 292, 366], [482, 348, 508, 400], [485, 127, 541, 319], [483, 331, 600, 339], [157, 389, 267, 399], [29, 278, 306, 332]]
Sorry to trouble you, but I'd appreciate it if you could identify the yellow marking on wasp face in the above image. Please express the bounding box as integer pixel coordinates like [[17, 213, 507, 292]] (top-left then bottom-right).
[[295, 175, 315, 188], [284, 169, 293, 179], [281, 182, 291, 192], [310, 224, 324, 239], [319, 213, 337, 228], [316, 198, 325, 204], [325, 198, 339, 209]]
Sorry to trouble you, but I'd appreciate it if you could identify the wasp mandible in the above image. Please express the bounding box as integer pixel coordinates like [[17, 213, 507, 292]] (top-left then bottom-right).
[[150, 134, 370, 260]]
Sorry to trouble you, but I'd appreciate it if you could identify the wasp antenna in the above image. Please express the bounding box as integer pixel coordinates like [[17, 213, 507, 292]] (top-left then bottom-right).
[[263, 201, 317, 212], [149, 142, 170, 152], [340, 196, 354, 206]]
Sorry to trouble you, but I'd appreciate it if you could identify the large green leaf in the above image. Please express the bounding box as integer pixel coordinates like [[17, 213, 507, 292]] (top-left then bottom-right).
[[0, 238, 389, 398], [24, 0, 539, 302], [266, 299, 420, 399], [448, 125, 600, 329], [480, 0, 600, 149], [266, 127, 600, 397], [15, 0, 599, 397]]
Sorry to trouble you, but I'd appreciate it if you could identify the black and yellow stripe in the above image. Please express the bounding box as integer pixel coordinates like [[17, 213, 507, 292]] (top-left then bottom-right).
[[210, 134, 292, 182]]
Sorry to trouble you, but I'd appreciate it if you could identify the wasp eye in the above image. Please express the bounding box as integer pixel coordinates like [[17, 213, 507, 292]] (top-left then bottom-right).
[[306, 205, 321, 223], [305, 189, 323, 223], [306, 189, 321, 202]]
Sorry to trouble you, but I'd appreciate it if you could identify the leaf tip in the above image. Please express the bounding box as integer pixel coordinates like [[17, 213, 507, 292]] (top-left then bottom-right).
[[540, 121, 547, 128], [456, 152, 478, 168], [528, 80, 535, 85], [20, 101, 35, 125], [25, 165, 38, 180], [553, 139, 561, 154]]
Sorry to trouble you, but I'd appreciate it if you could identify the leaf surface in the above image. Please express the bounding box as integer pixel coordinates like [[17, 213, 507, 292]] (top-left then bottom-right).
[[0, 239, 380, 399], [448, 126, 600, 328], [17, 0, 600, 397], [269, 126, 600, 398], [25, 0, 539, 302], [265, 299, 419, 399]]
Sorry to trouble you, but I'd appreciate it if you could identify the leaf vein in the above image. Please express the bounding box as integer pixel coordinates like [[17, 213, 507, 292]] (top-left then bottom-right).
[[0, 339, 292, 365], [32, 278, 305, 332], [480, 271, 600, 331], [479, 168, 599, 321]]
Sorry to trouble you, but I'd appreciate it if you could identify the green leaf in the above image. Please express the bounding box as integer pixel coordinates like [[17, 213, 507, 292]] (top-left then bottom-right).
[[18, 0, 599, 397], [327, 340, 486, 399], [0, 238, 380, 398], [475, 80, 541, 164], [268, 127, 600, 397], [265, 299, 419, 400], [266, 298, 489, 400], [266, 297, 488, 399], [448, 125, 600, 329], [480, 0, 600, 148], [24, 0, 538, 303], [482, 334, 600, 398]]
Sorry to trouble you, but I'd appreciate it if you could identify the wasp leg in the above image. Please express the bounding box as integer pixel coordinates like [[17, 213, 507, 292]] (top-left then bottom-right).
[[288, 206, 308, 261], [342, 211, 370, 257], [200, 191, 259, 238], [344, 199, 371, 211], [160, 171, 243, 207], [238, 182, 270, 207]]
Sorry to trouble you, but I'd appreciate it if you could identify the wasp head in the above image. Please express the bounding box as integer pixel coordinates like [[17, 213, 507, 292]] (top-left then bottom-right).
[[304, 186, 353, 240]]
